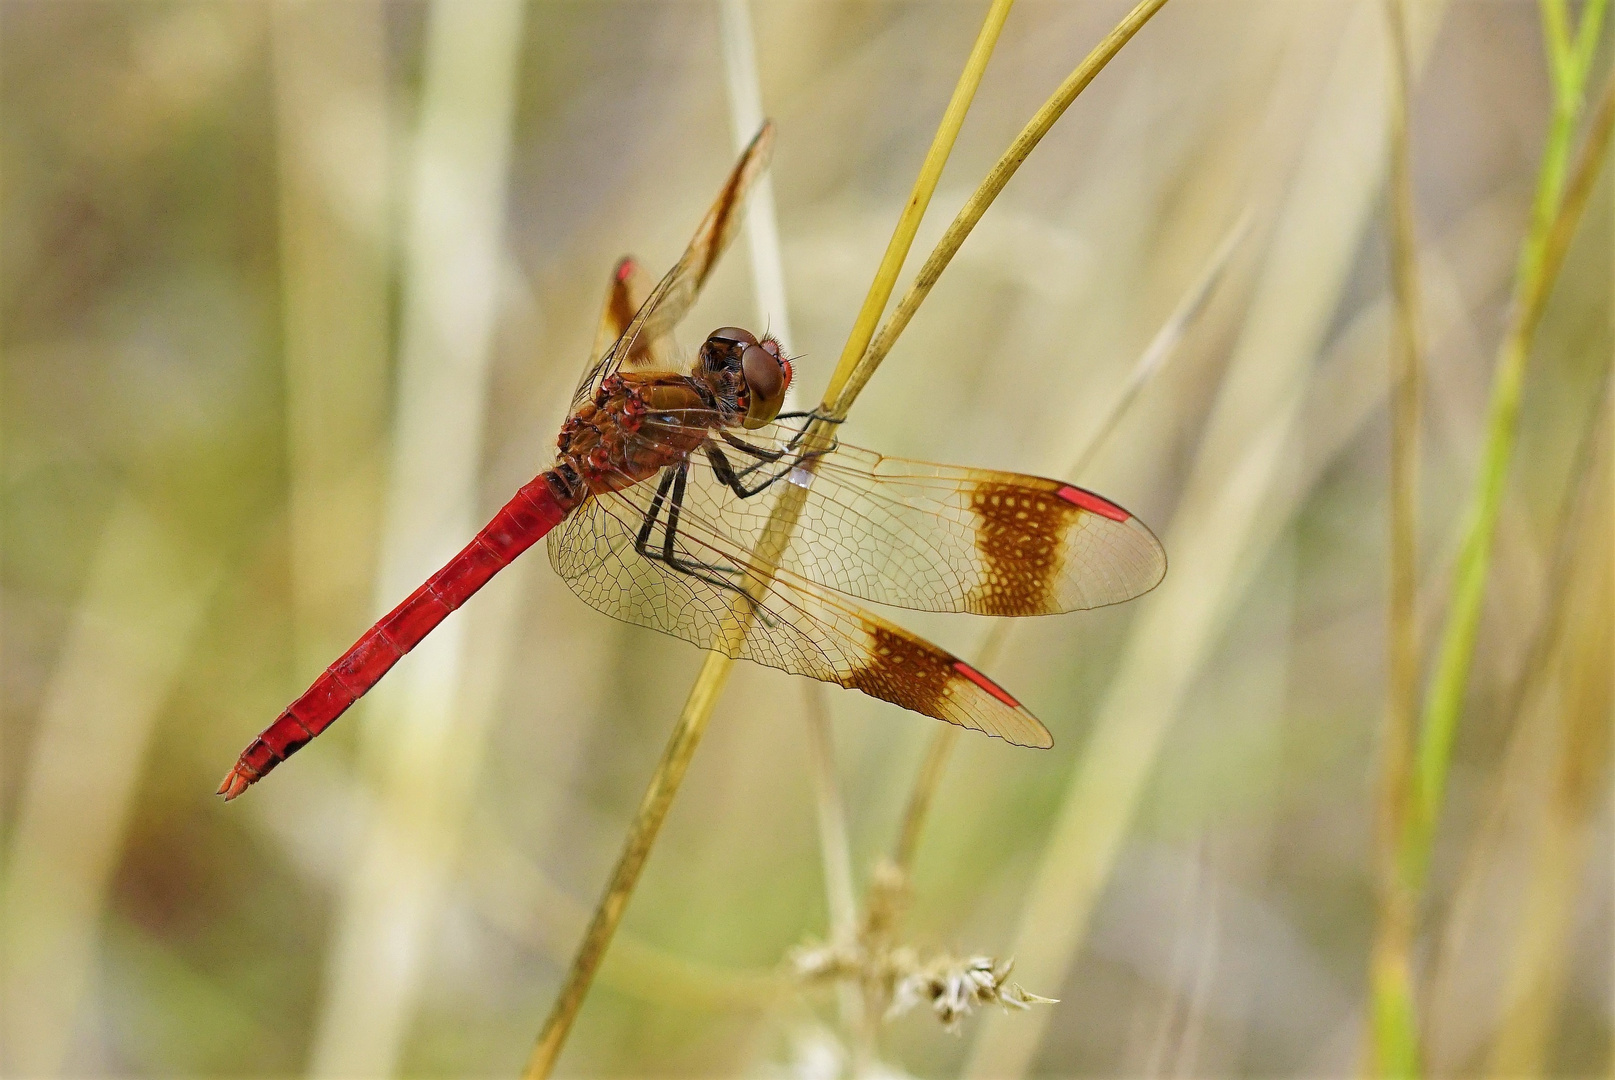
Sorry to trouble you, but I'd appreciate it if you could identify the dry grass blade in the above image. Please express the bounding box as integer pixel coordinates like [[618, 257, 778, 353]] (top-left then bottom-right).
[[889, 207, 1248, 882], [523, 4, 1017, 1074], [829, 0, 1172, 414], [307, 2, 526, 1074], [964, 5, 1451, 1073], [1368, 0, 1424, 1070]]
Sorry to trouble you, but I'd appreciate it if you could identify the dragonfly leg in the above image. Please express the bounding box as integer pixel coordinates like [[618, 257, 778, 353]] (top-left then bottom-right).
[[715, 432, 797, 486], [634, 468, 735, 579], [719, 430, 787, 462], [706, 439, 837, 497], [633, 467, 679, 553], [705, 443, 791, 498], [774, 410, 844, 452], [663, 466, 749, 580], [633, 465, 766, 621]]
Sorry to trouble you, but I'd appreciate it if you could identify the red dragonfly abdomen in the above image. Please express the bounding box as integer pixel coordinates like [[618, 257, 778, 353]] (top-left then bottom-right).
[[218, 473, 575, 800]]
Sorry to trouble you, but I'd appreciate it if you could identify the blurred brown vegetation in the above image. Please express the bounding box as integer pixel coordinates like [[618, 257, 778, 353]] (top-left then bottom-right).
[[1, 1, 1610, 1077]]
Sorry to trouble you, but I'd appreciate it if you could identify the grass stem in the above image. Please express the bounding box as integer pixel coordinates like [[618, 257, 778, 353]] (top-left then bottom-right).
[[1368, 0, 1424, 1072], [822, 0, 1016, 405], [887, 205, 1243, 887], [830, 0, 1173, 415], [1408, 46, 1615, 885], [1487, 379, 1612, 1073], [1374, 26, 1615, 1076]]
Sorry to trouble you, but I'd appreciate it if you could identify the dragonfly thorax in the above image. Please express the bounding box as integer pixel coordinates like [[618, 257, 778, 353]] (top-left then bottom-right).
[[556, 371, 718, 496]]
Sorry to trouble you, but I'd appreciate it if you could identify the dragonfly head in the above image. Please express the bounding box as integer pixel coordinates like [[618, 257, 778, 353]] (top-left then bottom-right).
[[701, 327, 793, 430]]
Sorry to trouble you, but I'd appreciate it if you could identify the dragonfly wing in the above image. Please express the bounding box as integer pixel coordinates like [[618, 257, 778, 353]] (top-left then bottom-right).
[[682, 422, 1167, 615], [546, 481, 1051, 748], [570, 122, 775, 412], [577, 257, 666, 403]]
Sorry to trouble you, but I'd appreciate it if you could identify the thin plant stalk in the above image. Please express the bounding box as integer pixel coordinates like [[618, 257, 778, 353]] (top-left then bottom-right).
[[889, 208, 1249, 882], [1378, 19, 1615, 1072], [1421, 390, 1615, 1070], [803, 684, 859, 942], [718, 0, 858, 997], [1407, 23, 1614, 884], [804, 683, 869, 1059], [1486, 383, 1613, 1074], [523, 4, 1016, 1073], [1369, 0, 1424, 1071], [308, 2, 526, 1074], [831, 0, 1173, 415], [823, 0, 1017, 403], [465, 814, 782, 1010], [964, 6, 1449, 1073]]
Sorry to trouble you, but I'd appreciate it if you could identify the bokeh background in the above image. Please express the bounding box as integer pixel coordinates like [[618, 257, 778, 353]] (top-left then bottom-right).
[[3, 1, 1611, 1077]]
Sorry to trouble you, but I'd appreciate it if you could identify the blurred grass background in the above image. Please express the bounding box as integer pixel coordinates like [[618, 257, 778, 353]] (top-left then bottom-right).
[[1, 1, 1610, 1077]]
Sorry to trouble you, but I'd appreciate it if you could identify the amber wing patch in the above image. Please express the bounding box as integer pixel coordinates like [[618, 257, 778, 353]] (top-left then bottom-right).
[[845, 623, 952, 719], [843, 621, 1050, 748], [967, 483, 1080, 616]]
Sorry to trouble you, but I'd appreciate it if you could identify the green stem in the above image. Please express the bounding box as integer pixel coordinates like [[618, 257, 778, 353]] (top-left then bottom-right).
[[1406, 33, 1615, 894]]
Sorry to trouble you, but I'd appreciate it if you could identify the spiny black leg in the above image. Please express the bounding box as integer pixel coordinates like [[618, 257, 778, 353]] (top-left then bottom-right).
[[715, 433, 796, 486], [662, 466, 745, 578], [720, 430, 787, 462], [634, 470, 746, 581], [662, 465, 689, 564], [706, 443, 786, 499], [633, 468, 679, 560], [640, 464, 764, 615]]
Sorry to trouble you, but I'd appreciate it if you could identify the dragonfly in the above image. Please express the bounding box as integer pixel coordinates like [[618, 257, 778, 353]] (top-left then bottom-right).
[[218, 122, 1166, 801]]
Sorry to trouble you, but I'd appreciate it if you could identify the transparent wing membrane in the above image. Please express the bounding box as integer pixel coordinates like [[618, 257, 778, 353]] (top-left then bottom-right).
[[549, 119, 1158, 748], [547, 484, 1052, 748], [571, 123, 775, 411], [672, 419, 1167, 616]]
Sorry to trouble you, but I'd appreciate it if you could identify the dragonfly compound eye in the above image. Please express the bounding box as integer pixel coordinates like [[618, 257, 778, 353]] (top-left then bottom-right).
[[700, 326, 756, 374], [708, 326, 757, 348], [741, 343, 787, 429]]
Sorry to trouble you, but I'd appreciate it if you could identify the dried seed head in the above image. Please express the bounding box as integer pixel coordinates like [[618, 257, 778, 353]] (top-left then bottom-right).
[[887, 954, 1058, 1033]]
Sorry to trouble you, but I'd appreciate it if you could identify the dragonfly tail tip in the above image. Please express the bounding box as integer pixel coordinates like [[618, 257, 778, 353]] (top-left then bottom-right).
[[216, 768, 251, 802]]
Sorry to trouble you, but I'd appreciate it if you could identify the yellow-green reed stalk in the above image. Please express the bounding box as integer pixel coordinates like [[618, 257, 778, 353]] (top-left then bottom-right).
[[829, 0, 1173, 413], [522, 2, 1015, 1073], [1420, 374, 1612, 1068], [891, 209, 1249, 879], [1368, 0, 1424, 1072], [1409, 3, 1611, 886], [1487, 383, 1613, 1075], [1381, 11, 1615, 1073]]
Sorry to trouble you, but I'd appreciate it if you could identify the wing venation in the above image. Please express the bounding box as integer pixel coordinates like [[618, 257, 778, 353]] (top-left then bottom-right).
[[668, 421, 1167, 616], [546, 485, 1052, 748]]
